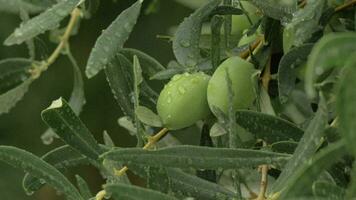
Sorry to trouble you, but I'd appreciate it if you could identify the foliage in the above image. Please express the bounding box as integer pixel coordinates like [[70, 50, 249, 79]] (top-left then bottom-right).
[[0, 0, 356, 199]]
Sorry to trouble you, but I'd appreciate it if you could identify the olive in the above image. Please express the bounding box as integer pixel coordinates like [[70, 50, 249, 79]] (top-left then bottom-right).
[[231, 2, 260, 39], [157, 72, 211, 130], [207, 57, 256, 115]]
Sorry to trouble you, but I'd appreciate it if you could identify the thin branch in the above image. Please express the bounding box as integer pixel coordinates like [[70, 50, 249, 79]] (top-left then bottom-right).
[[335, 0, 356, 12]]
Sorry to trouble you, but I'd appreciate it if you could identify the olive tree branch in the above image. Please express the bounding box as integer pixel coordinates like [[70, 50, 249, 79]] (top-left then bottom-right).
[[30, 8, 82, 79], [335, 0, 356, 12]]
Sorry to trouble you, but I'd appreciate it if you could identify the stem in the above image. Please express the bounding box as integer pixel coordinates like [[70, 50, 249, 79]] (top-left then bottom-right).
[[261, 56, 272, 90], [114, 128, 169, 176], [95, 190, 106, 200], [30, 8, 81, 79], [255, 142, 269, 200], [240, 37, 263, 59], [335, 0, 356, 12]]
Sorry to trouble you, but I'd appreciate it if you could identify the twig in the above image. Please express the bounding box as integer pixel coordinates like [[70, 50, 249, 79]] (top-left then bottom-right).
[[114, 128, 169, 176], [255, 142, 269, 200], [240, 37, 263, 59], [30, 8, 82, 79], [335, 0, 356, 12]]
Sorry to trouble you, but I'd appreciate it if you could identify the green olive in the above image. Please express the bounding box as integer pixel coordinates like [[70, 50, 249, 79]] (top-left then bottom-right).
[[207, 57, 256, 115], [231, 2, 260, 38], [157, 72, 211, 130], [295, 62, 307, 81]]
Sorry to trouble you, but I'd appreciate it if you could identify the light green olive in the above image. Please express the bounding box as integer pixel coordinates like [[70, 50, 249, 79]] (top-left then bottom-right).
[[207, 57, 256, 115], [157, 72, 211, 130], [231, 2, 260, 38]]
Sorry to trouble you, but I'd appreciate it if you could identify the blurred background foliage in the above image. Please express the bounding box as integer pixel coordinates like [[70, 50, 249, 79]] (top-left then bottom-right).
[[0, 0, 199, 199]]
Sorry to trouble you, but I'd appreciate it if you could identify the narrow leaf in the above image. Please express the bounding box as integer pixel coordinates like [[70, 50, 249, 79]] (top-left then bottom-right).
[[85, 0, 142, 78], [312, 181, 345, 199], [22, 145, 88, 194], [4, 0, 80, 45], [105, 183, 178, 200], [173, 0, 221, 68], [235, 110, 303, 143], [102, 145, 291, 169], [135, 106, 162, 127], [41, 98, 102, 160], [0, 146, 83, 200], [0, 0, 45, 14], [0, 79, 32, 114], [75, 175, 93, 199]]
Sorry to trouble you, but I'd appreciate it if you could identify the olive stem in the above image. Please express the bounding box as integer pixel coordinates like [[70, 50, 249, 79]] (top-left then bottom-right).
[[95, 190, 107, 200], [255, 142, 269, 200], [240, 36, 263, 59], [261, 56, 272, 90], [335, 0, 356, 12], [114, 128, 169, 176], [30, 8, 82, 79], [299, 0, 307, 8]]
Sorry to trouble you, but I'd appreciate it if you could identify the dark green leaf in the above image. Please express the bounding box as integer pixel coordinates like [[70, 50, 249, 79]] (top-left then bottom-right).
[[41, 98, 102, 160], [272, 101, 328, 193], [85, 1, 142, 78], [105, 183, 178, 200], [0, 79, 32, 114], [102, 145, 291, 169], [150, 68, 185, 80], [0, 0, 46, 14], [173, 0, 221, 68], [305, 32, 356, 98], [278, 44, 313, 103], [211, 15, 224, 70], [235, 110, 303, 143], [22, 145, 88, 195], [0, 146, 83, 200], [75, 175, 93, 199], [4, 0, 80, 45], [250, 0, 297, 20], [279, 141, 347, 198]]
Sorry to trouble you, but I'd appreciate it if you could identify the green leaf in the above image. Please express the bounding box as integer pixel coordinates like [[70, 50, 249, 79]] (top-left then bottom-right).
[[118, 116, 136, 135], [85, 1, 142, 78], [173, 0, 221, 68], [271, 101, 328, 193], [284, 0, 325, 47], [129, 165, 235, 199], [305, 32, 356, 98], [210, 15, 224, 70], [4, 0, 80, 45], [250, 0, 297, 20], [102, 145, 291, 169], [0, 0, 45, 14], [0, 58, 32, 95], [150, 68, 186, 80], [337, 56, 356, 156], [75, 175, 93, 199], [118, 48, 165, 77], [22, 145, 88, 195], [270, 141, 298, 154], [235, 110, 303, 143], [41, 98, 102, 160], [105, 53, 134, 117], [312, 181, 345, 199], [41, 49, 86, 145], [105, 183, 178, 200], [103, 131, 115, 147], [278, 141, 347, 198], [135, 106, 162, 127], [278, 44, 313, 103], [0, 79, 32, 114], [0, 146, 83, 200]]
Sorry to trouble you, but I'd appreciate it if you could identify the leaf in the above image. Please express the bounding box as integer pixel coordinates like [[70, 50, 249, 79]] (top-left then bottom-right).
[[0, 58, 32, 94], [103, 131, 115, 147], [105, 53, 134, 117], [135, 106, 162, 127], [270, 141, 298, 154], [172, 0, 221, 68], [117, 116, 136, 135], [278, 43, 314, 103], [75, 175, 93, 199], [284, 0, 325, 47], [278, 141, 347, 198], [305, 32, 356, 98], [150, 68, 185, 80], [102, 145, 291, 169], [336, 56, 356, 156], [235, 110, 303, 143], [105, 183, 178, 200], [118, 48, 165, 77], [41, 98, 102, 160], [271, 101, 328, 193], [22, 145, 89, 195], [210, 15, 224, 70], [312, 181, 345, 199], [249, 0, 297, 21], [4, 0, 80, 46], [0, 79, 32, 114], [0, 146, 83, 200], [41, 49, 86, 145], [85, 0, 142, 78], [0, 0, 45, 14]]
